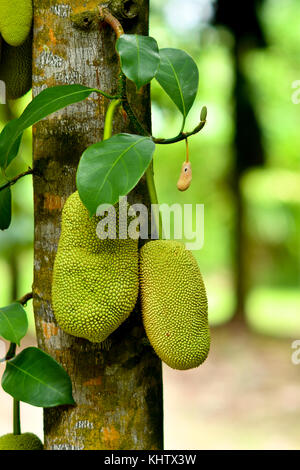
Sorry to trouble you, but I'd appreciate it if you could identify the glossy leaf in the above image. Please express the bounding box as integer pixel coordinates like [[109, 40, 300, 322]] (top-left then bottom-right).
[[77, 133, 155, 215], [0, 85, 98, 169], [155, 48, 199, 122], [0, 186, 12, 230], [116, 34, 160, 89], [0, 303, 28, 345], [2, 347, 75, 407]]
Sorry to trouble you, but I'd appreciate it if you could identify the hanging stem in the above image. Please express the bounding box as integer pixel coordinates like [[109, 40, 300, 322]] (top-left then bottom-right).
[[103, 99, 121, 141], [146, 161, 163, 239], [185, 138, 189, 163], [13, 399, 21, 435], [6, 291, 27, 435], [5, 340, 21, 435]]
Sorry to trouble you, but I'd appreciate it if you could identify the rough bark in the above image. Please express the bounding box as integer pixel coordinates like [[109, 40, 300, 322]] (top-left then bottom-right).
[[32, 0, 163, 450]]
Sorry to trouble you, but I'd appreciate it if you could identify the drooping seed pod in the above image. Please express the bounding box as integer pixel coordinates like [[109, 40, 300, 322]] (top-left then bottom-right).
[[177, 161, 192, 191]]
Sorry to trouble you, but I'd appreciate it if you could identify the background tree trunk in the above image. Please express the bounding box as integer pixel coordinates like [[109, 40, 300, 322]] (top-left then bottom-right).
[[214, 0, 266, 324], [32, 0, 163, 450]]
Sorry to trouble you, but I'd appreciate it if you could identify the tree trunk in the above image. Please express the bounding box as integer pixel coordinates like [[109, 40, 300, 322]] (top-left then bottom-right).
[[231, 44, 265, 324], [32, 0, 163, 450]]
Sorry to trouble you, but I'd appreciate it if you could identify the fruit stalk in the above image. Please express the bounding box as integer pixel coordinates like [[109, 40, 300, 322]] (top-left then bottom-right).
[[103, 98, 121, 141], [13, 398, 21, 435]]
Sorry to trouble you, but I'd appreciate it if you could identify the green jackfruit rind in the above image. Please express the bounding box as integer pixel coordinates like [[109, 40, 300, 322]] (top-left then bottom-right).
[[0, 34, 32, 99], [0, 0, 33, 46], [52, 191, 139, 343], [0, 433, 43, 450], [140, 240, 210, 370]]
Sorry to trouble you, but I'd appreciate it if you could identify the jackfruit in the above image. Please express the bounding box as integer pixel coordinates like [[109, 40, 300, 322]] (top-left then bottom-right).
[[139, 240, 210, 370], [0, 34, 32, 99], [0, 0, 33, 47], [0, 433, 43, 450], [52, 191, 139, 343]]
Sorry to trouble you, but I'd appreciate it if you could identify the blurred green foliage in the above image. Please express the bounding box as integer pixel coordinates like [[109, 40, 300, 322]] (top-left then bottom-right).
[[150, 0, 300, 333], [0, 0, 299, 336]]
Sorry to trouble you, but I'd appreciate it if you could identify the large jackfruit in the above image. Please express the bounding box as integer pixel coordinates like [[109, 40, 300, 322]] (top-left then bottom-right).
[[0, 433, 43, 450], [52, 191, 139, 343], [140, 240, 210, 370], [0, 34, 32, 99], [0, 0, 32, 47]]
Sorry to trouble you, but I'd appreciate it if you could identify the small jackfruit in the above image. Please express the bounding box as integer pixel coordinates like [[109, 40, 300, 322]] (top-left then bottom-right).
[[0, 0, 33, 47], [52, 191, 139, 343], [0, 433, 43, 450], [139, 240, 210, 370], [0, 34, 32, 99]]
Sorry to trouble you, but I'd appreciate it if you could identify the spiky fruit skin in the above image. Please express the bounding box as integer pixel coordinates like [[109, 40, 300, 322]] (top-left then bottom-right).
[[0, 34, 32, 99], [0, 433, 43, 450], [52, 191, 139, 343], [140, 240, 210, 370], [0, 0, 32, 47]]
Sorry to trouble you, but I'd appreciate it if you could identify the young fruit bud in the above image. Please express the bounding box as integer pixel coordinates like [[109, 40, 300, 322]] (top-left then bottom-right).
[[200, 105, 207, 121], [177, 161, 192, 191]]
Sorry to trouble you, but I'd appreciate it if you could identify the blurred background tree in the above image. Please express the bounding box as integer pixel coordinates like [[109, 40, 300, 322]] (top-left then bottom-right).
[[1, 0, 300, 449]]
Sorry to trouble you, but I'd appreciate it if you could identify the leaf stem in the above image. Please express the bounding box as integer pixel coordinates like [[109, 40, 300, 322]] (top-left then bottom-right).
[[0, 168, 34, 192], [13, 398, 21, 435], [103, 99, 121, 141], [179, 116, 186, 134], [94, 89, 120, 100], [4, 342, 16, 361]]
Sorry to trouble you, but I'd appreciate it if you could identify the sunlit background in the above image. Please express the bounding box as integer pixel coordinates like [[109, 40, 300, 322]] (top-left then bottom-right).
[[1, 0, 300, 449]]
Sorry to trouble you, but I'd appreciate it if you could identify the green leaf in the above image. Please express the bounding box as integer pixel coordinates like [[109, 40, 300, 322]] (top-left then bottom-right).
[[0, 186, 12, 230], [0, 120, 23, 168], [0, 303, 28, 345], [155, 48, 199, 123], [2, 347, 75, 407], [116, 34, 160, 90], [0, 85, 98, 169], [77, 133, 155, 215]]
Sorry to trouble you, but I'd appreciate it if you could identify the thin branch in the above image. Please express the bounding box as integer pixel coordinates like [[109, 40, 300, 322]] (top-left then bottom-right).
[[18, 292, 33, 306], [118, 72, 151, 137], [0, 168, 34, 192], [98, 5, 124, 38], [98, 6, 207, 147], [152, 119, 207, 145]]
